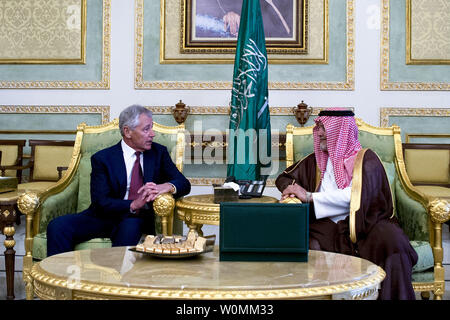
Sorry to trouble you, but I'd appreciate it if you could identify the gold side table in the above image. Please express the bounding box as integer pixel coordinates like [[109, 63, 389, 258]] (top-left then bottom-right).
[[176, 194, 278, 236]]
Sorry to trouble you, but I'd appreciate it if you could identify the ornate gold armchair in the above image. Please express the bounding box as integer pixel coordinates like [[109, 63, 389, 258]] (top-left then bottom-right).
[[285, 119, 450, 299], [18, 119, 186, 300]]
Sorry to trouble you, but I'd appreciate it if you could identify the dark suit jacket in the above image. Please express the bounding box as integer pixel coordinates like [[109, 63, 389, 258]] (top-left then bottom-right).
[[85, 141, 191, 220]]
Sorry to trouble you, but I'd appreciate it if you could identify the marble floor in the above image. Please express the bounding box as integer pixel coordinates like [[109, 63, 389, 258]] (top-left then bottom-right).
[[1, 215, 450, 300]]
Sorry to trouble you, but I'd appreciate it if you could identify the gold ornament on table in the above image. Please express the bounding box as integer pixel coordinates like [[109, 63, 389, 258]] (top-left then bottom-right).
[[280, 197, 302, 204], [171, 100, 190, 124], [293, 100, 312, 127]]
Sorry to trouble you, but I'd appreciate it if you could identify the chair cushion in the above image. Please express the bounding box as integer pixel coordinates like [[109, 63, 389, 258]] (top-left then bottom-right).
[[414, 185, 450, 200], [410, 240, 434, 273], [18, 181, 56, 193], [32, 232, 112, 261], [412, 270, 434, 283]]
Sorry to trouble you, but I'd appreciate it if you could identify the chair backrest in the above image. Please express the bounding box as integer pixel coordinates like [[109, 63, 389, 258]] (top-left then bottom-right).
[[55, 119, 185, 213], [402, 143, 450, 187], [0, 139, 26, 182], [28, 140, 75, 182]]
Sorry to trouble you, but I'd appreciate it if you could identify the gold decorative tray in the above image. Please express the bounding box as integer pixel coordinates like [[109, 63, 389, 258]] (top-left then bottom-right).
[[129, 235, 215, 259]]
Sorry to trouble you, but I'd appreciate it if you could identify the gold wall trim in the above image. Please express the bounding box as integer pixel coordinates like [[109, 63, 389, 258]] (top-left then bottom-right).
[[0, 0, 111, 89], [135, 0, 353, 90], [405, 134, 450, 143], [380, 107, 450, 127], [147, 105, 331, 115], [0, 105, 110, 124], [380, 0, 450, 90], [406, 0, 450, 65]]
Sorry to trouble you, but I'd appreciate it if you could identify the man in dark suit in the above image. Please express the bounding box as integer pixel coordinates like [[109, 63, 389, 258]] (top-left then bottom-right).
[[46, 104, 191, 256]]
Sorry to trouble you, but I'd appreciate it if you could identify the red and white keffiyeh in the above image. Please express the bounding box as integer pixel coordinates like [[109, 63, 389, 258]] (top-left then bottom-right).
[[313, 108, 362, 189]]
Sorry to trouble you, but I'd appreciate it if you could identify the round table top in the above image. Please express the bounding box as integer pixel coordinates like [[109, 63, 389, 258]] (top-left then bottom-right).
[[32, 246, 385, 300]]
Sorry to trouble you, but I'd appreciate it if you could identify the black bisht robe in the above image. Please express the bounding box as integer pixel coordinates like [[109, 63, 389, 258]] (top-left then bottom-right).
[[275, 149, 418, 300]]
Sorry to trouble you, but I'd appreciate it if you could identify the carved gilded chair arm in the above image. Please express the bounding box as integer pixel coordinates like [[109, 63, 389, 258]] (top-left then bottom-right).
[[429, 199, 450, 224], [153, 193, 175, 236], [17, 192, 40, 216]]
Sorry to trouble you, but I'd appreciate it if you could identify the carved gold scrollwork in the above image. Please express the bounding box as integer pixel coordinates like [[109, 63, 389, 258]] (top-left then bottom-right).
[[429, 199, 450, 224], [17, 192, 40, 215]]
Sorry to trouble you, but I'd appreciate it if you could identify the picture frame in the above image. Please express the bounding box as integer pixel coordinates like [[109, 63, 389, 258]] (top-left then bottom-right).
[[136, 0, 354, 90], [0, 0, 87, 64], [181, 0, 307, 55]]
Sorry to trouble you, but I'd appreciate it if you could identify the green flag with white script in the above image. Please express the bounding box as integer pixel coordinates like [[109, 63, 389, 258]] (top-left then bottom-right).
[[227, 0, 271, 180]]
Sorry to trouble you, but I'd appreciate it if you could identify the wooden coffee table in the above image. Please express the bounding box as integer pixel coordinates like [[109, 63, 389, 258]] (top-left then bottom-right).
[[176, 194, 278, 236], [30, 246, 385, 300]]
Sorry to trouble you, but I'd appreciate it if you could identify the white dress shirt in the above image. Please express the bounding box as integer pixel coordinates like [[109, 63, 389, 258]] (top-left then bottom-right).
[[121, 140, 176, 201], [312, 157, 352, 223], [121, 140, 143, 200]]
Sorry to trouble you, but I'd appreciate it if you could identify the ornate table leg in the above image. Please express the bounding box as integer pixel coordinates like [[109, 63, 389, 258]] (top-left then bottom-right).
[[187, 222, 203, 237], [1, 205, 17, 300], [3, 224, 16, 300]]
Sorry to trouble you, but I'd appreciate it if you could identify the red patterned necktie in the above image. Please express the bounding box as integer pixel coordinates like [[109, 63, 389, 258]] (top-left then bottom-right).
[[128, 151, 144, 200]]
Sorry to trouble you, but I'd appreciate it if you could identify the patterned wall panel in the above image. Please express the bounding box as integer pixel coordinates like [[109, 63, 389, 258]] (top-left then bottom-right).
[[0, 0, 111, 89], [381, 0, 450, 90]]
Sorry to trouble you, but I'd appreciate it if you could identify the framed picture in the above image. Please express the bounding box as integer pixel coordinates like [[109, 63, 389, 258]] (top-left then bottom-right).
[[136, 0, 354, 90], [181, 0, 308, 54], [0, 0, 87, 64]]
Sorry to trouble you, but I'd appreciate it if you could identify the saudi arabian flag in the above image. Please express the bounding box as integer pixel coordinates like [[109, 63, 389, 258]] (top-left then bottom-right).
[[227, 0, 271, 181]]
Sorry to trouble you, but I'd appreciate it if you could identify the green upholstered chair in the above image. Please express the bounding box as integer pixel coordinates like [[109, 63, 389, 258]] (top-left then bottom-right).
[[285, 119, 450, 300], [18, 119, 186, 300]]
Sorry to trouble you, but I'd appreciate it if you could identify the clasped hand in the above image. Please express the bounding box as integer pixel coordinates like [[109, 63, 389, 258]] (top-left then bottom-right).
[[281, 184, 308, 202], [130, 182, 173, 211]]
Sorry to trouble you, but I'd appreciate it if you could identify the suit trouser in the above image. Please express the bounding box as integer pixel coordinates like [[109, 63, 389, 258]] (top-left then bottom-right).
[[46, 210, 153, 257]]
